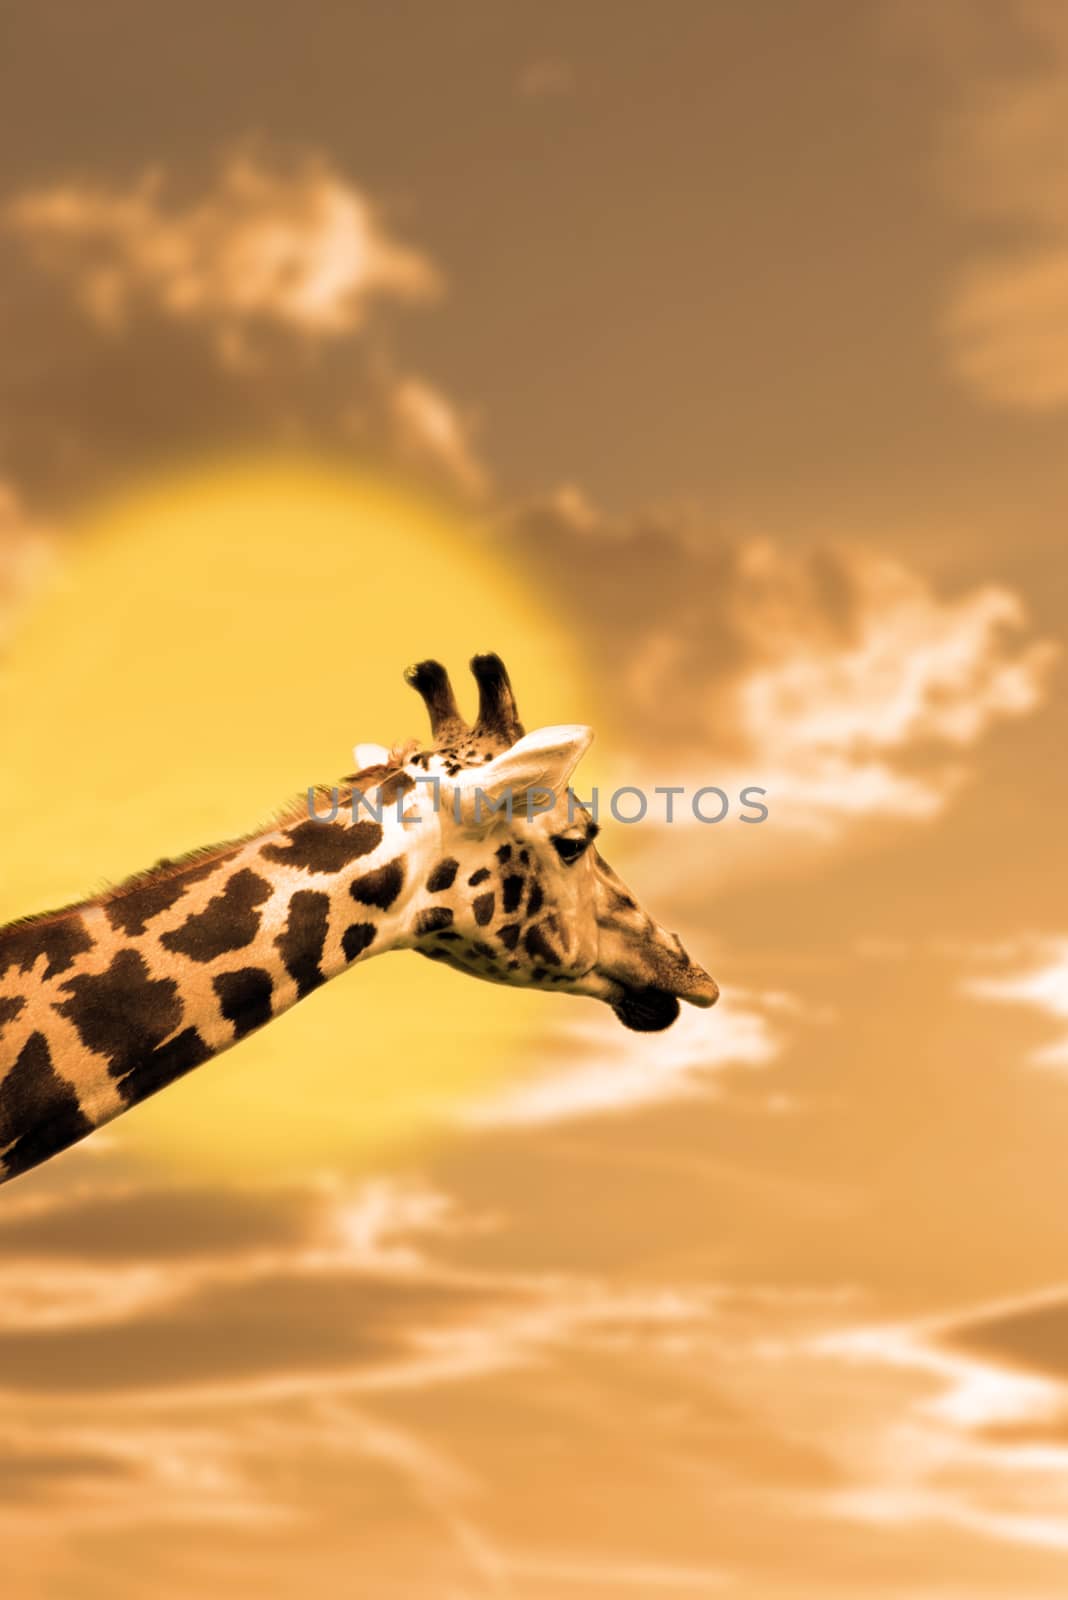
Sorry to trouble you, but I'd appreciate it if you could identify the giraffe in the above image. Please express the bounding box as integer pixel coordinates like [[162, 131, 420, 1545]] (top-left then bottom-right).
[[0, 654, 717, 1185]]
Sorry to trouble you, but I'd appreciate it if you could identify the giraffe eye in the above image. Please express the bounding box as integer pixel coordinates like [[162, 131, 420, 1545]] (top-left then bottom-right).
[[552, 834, 589, 865]]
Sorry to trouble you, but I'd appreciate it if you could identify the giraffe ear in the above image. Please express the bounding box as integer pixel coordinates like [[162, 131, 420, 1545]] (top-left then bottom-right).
[[448, 724, 594, 822], [353, 743, 391, 771]]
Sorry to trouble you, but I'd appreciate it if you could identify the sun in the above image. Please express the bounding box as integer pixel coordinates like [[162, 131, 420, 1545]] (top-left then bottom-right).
[[0, 457, 590, 1176]]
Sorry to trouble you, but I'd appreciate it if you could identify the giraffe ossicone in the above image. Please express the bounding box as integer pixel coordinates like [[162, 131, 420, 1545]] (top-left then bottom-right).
[[0, 653, 717, 1185]]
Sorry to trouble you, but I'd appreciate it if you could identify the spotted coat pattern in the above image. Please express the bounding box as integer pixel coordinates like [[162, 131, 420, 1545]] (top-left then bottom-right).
[[0, 654, 717, 1184]]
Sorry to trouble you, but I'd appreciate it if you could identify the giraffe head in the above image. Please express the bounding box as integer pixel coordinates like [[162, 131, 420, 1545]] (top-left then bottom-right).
[[368, 655, 718, 1031]]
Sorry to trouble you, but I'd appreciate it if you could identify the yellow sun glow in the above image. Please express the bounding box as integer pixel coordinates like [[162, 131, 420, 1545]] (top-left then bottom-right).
[[0, 459, 589, 1176]]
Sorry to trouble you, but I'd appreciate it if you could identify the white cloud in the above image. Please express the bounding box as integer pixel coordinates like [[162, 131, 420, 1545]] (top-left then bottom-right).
[[386, 376, 489, 496], [736, 557, 1047, 753], [724, 553, 1054, 834], [813, 1304, 1068, 1554], [546, 517, 1058, 839], [965, 938, 1068, 1070], [0, 1177, 459, 1334], [459, 990, 781, 1129], [6, 152, 439, 355]]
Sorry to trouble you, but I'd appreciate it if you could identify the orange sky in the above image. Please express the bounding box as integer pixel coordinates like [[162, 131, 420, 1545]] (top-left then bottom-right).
[[2, 3, 1068, 1596]]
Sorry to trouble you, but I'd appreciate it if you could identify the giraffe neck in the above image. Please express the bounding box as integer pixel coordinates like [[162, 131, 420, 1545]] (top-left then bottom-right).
[[0, 771, 435, 1183]]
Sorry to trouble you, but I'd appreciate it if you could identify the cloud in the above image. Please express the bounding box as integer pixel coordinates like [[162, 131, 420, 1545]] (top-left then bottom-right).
[[0, 1177, 495, 1343], [507, 492, 1057, 837], [504, 1552, 732, 1591], [6, 152, 439, 356], [945, 1289, 1068, 1385], [948, 253, 1068, 413], [721, 548, 1054, 834], [13, 1159, 1052, 1593], [0, 1173, 757, 1410], [811, 1304, 1068, 1554], [926, 4, 1068, 410], [0, 1180, 322, 1262], [964, 939, 1068, 1070], [0, 1166, 792, 1580], [0, 1162, 820, 1413], [0, 1175, 534, 1575], [381, 375, 489, 497], [0, 1265, 514, 1393], [734, 554, 1045, 753], [0, 151, 490, 509], [459, 989, 782, 1129], [0, 1273, 750, 1598]]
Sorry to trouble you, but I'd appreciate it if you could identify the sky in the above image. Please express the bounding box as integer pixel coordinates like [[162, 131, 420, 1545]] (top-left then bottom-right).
[[2, 2, 1068, 1595]]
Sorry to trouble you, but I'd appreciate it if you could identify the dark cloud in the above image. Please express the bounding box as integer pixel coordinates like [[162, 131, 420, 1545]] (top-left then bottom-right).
[[943, 1295, 1068, 1382], [0, 1447, 134, 1506], [0, 1183, 323, 1262], [0, 1267, 518, 1393]]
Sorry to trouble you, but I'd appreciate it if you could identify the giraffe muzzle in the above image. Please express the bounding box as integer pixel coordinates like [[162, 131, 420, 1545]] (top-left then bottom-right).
[[610, 965, 719, 1032]]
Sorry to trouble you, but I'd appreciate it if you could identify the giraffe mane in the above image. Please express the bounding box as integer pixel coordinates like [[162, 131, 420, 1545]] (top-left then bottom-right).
[[2, 654, 512, 939], [0, 758, 414, 940]]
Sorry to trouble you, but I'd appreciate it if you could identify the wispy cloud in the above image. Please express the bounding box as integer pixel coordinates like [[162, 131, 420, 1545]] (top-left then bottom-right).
[[457, 979, 783, 1132], [384, 375, 489, 497], [503, 1550, 732, 1591], [10, 1159, 1064, 1594], [964, 938, 1068, 1070], [814, 1297, 1068, 1554], [0, 1167, 782, 1595], [458, 990, 782, 1130], [0, 1177, 472, 1338]]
